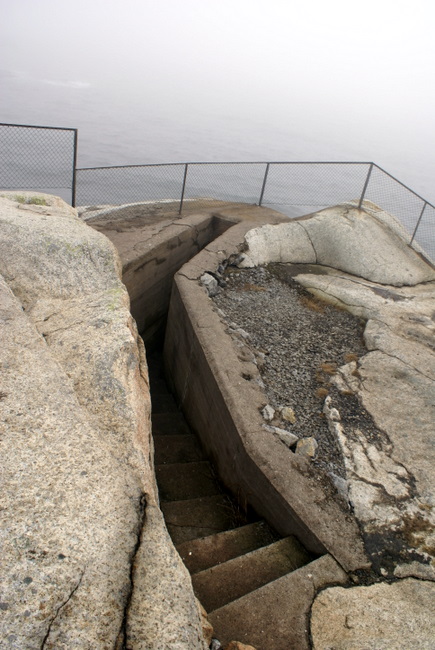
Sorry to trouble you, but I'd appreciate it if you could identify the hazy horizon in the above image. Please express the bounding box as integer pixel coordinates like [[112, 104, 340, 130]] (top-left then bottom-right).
[[1, 0, 434, 202]]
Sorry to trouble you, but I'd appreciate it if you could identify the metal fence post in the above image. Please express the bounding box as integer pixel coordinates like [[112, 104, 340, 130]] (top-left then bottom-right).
[[71, 129, 78, 207], [179, 163, 189, 215], [258, 163, 270, 206], [358, 163, 374, 209], [410, 201, 427, 246]]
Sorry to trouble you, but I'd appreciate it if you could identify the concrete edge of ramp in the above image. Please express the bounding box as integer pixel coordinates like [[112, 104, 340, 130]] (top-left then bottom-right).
[[163, 216, 369, 573], [95, 202, 289, 347]]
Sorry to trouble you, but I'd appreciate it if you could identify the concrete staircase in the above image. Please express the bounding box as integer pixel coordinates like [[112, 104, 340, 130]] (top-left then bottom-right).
[[149, 351, 314, 649]]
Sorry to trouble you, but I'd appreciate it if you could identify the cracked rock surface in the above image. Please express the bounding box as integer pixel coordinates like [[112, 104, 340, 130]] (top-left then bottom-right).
[[310, 578, 435, 649], [239, 202, 435, 286], [213, 265, 367, 482], [213, 204, 435, 584], [0, 193, 206, 649]]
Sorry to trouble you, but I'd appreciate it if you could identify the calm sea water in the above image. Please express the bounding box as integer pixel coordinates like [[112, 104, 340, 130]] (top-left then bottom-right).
[[1, 73, 434, 257]]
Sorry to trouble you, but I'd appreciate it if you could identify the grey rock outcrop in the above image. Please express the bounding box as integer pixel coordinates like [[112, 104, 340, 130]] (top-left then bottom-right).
[[295, 437, 318, 458], [234, 202, 435, 642], [239, 203, 435, 285], [237, 204, 435, 578], [297, 271, 435, 578], [0, 193, 206, 648], [201, 272, 220, 297], [311, 579, 435, 649]]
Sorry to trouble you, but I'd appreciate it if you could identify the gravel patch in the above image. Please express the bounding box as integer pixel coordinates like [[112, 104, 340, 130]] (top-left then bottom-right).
[[212, 263, 368, 482]]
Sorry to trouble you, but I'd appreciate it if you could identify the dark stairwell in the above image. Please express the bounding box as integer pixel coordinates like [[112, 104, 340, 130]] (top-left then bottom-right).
[[148, 349, 315, 648]]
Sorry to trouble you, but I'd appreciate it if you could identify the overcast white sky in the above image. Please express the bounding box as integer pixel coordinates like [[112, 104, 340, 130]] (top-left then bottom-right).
[[1, 0, 434, 197]]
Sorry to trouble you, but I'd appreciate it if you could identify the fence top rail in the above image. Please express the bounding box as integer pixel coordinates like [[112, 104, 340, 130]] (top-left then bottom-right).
[[76, 160, 374, 172], [372, 163, 435, 211], [76, 160, 435, 212], [0, 122, 77, 132], [77, 162, 188, 171]]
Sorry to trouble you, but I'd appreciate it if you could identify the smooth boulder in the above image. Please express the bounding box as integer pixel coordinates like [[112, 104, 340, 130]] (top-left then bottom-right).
[[0, 192, 206, 649], [239, 203, 435, 286], [311, 579, 435, 649]]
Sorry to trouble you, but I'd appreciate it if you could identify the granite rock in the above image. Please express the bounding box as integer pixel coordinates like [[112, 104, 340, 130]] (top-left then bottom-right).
[[260, 404, 275, 421], [239, 203, 435, 286], [295, 437, 318, 458], [0, 193, 206, 648], [201, 272, 219, 297], [235, 202, 435, 578], [311, 579, 435, 649], [273, 427, 299, 448], [296, 269, 435, 576], [0, 274, 139, 647], [280, 406, 296, 424]]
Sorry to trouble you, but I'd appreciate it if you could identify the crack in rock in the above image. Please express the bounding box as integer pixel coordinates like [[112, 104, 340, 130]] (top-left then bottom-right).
[[118, 493, 147, 648], [41, 569, 86, 648]]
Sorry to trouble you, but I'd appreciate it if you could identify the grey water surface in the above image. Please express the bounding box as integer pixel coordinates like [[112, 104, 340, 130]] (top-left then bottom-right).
[[1, 68, 434, 257]]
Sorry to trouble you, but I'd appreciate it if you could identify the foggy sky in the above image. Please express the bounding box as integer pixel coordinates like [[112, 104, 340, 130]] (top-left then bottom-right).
[[1, 0, 434, 200]]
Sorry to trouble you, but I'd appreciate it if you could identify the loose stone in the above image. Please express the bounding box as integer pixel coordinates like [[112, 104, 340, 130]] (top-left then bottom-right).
[[201, 273, 219, 297], [281, 406, 297, 424], [296, 437, 318, 458], [273, 427, 299, 448], [261, 404, 275, 421]]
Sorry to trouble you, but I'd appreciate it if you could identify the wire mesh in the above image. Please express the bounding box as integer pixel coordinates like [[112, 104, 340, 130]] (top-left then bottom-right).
[[76, 164, 185, 206], [1, 123, 433, 260], [261, 162, 370, 217], [64, 160, 435, 261], [0, 123, 76, 204], [182, 162, 267, 210], [362, 165, 427, 243], [411, 203, 435, 261]]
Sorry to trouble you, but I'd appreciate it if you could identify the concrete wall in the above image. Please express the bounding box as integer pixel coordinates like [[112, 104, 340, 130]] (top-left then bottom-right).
[[163, 221, 369, 572], [121, 214, 233, 345], [92, 203, 287, 347], [95, 202, 369, 572], [165, 278, 327, 556]]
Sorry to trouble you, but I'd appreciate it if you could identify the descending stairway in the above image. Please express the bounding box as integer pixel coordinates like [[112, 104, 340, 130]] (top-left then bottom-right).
[[148, 351, 314, 649]]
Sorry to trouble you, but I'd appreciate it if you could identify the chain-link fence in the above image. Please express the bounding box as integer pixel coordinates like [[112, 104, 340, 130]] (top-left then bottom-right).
[[260, 161, 369, 215], [1, 122, 433, 260], [76, 161, 369, 213], [76, 163, 185, 207], [0, 123, 77, 205], [76, 161, 435, 259], [361, 164, 434, 258]]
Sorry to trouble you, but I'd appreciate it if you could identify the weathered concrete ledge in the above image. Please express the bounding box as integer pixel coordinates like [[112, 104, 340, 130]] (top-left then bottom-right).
[[162, 218, 368, 572], [84, 200, 277, 346], [157, 201, 434, 649]]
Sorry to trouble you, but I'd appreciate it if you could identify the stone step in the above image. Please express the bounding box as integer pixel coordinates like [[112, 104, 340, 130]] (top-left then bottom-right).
[[151, 390, 179, 413], [156, 461, 222, 502], [147, 349, 324, 648], [191, 536, 311, 612], [154, 434, 204, 465], [152, 412, 192, 436], [208, 555, 347, 650], [149, 376, 174, 395], [176, 521, 278, 574], [146, 352, 166, 380], [161, 494, 238, 545]]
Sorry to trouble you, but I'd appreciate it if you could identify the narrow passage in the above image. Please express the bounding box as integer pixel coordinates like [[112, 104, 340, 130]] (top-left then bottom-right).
[[147, 350, 314, 648]]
